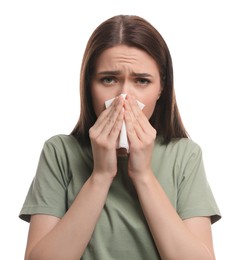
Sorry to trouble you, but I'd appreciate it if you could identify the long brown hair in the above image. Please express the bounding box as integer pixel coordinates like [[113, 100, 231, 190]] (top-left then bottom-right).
[[71, 15, 189, 144]]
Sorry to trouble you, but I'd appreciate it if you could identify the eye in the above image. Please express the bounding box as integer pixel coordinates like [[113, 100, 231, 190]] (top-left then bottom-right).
[[136, 78, 151, 86], [100, 77, 117, 85]]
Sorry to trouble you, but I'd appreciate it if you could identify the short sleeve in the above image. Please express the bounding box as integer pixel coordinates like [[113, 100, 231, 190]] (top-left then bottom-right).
[[177, 143, 221, 224], [19, 138, 71, 222]]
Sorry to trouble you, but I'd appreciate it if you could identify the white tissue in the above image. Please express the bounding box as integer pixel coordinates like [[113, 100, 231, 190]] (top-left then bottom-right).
[[104, 94, 145, 153]]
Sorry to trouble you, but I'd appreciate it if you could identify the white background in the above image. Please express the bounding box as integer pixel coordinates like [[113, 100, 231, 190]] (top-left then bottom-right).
[[1, 0, 237, 259]]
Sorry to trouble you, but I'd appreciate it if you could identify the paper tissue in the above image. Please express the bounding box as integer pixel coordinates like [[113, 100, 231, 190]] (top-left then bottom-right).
[[105, 94, 145, 152]]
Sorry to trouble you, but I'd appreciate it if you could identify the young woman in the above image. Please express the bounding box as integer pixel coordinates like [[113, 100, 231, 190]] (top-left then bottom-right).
[[20, 15, 221, 260]]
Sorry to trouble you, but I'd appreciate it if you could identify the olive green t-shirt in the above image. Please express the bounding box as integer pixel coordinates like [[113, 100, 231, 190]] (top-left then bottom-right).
[[19, 135, 221, 259]]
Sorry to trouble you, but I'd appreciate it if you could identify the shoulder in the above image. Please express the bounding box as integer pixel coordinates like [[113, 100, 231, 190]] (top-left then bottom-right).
[[44, 134, 83, 152], [173, 138, 202, 154], [45, 134, 77, 147], [155, 137, 202, 156], [43, 134, 92, 161], [152, 138, 203, 170]]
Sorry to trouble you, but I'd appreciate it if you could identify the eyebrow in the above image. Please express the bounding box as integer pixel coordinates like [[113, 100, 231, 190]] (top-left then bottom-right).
[[97, 70, 153, 78]]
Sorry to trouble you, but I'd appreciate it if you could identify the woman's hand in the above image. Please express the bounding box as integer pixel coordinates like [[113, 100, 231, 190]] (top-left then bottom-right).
[[89, 96, 124, 178], [124, 95, 156, 180]]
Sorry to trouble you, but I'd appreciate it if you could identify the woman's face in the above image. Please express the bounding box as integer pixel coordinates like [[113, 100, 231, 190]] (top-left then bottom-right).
[[91, 45, 162, 119]]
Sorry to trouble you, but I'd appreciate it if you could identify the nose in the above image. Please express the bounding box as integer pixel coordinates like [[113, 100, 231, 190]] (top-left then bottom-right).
[[120, 82, 133, 96]]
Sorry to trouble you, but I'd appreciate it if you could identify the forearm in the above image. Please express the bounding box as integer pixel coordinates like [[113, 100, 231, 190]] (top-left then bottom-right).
[[132, 172, 214, 260], [28, 173, 113, 260]]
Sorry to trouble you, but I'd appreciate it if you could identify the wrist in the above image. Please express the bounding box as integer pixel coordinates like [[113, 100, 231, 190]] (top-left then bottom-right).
[[129, 169, 154, 185], [91, 170, 115, 186]]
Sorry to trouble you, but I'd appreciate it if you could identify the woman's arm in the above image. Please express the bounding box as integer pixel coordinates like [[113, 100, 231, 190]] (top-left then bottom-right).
[[25, 97, 124, 260], [25, 174, 113, 260], [124, 95, 215, 260], [132, 172, 215, 260]]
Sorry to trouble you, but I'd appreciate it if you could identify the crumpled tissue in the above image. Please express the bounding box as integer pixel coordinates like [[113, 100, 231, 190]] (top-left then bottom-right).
[[105, 94, 145, 153]]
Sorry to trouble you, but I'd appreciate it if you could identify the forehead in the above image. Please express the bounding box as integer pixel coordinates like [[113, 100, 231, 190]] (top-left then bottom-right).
[[95, 45, 159, 73]]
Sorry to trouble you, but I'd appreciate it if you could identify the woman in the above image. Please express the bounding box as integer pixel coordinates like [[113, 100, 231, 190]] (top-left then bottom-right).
[[20, 15, 221, 259]]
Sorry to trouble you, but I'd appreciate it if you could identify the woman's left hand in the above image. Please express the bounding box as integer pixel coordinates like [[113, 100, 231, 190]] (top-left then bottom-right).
[[124, 95, 156, 180]]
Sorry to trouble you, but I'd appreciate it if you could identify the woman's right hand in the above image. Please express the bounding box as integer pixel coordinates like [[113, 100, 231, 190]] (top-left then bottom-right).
[[89, 96, 124, 178]]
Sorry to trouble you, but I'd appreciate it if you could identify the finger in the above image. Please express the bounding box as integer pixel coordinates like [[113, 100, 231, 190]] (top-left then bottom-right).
[[124, 109, 142, 148], [126, 95, 148, 128], [91, 97, 121, 138], [109, 108, 124, 140], [102, 96, 124, 136], [127, 96, 155, 136], [94, 97, 119, 128], [125, 97, 156, 143], [124, 98, 145, 140]]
